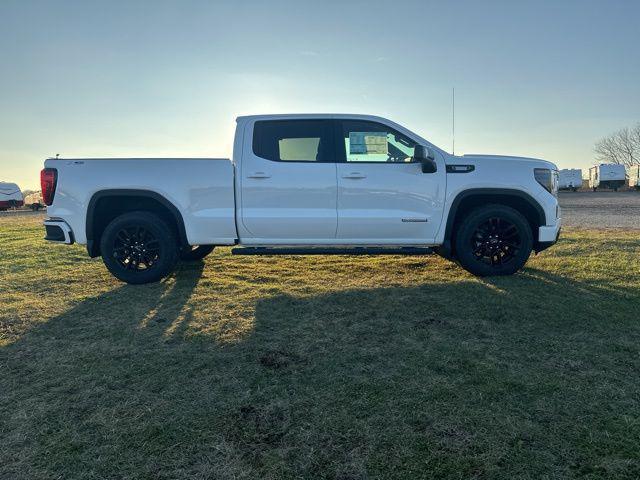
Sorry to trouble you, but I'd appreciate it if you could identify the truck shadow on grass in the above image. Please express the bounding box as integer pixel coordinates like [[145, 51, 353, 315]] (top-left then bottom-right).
[[1, 264, 639, 479]]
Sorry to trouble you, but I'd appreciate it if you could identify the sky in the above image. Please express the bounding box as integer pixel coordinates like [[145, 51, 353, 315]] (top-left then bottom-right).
[[1, 0, 639, 189]]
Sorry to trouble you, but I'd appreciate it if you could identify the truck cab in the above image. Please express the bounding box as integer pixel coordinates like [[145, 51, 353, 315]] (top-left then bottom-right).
[[235, 115, 446, 245], [42, 114, 561, 284]]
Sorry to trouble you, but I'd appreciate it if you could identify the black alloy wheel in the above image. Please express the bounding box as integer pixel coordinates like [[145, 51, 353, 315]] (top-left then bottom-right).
[[100, 211, 178, 284], [112, 225, 160, 271], [455, 204, 533, 276], [471, 217, 521, 267]]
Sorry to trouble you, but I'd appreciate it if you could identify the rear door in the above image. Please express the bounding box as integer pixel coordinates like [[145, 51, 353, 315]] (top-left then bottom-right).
[[335, 119, 445, 244], [239, 119, 338, 242]]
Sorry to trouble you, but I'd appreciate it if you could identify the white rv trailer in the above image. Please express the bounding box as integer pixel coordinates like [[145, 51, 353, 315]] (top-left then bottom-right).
[[0, 182, 24, 210], [588, 164, 626, 191], [558, 169, 582, 191], [628, 165, 640, 190]]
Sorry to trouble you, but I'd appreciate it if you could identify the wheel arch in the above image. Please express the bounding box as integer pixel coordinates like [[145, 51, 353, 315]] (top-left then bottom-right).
[[439, 188, 546, 259], [86, 189, 188, 257]]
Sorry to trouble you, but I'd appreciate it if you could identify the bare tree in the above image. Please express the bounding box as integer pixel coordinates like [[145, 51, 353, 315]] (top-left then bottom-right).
[[633, 123, 640, 155], [595, 123, 640, 167], [595, 135, 623, 165]]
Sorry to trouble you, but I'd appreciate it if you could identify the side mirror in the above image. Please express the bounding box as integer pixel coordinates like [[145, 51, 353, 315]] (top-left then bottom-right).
[[415, 145, 437, 173]]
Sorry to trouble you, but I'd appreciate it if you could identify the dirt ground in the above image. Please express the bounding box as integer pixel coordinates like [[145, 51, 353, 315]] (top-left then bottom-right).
[[559, 191, 640, 229], [0, 209, 45, 217]]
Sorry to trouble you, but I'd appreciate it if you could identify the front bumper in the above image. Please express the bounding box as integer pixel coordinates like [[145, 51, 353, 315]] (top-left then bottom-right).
[[536, 218, 561, 252], [44, 219, 75, 244], [538, 217, 561, 243]]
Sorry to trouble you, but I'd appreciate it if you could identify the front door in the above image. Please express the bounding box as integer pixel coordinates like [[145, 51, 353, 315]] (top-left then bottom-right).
[[239, 119, 338, 243], [335, 119, 445, 244]]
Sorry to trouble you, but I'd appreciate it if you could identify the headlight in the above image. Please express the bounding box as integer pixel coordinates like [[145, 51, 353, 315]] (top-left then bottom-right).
[[534, 168, 558, 196]]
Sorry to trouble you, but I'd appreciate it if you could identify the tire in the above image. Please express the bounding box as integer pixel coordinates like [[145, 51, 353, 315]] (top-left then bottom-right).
[[100, 211, 178, 284], [179, 245, 215, 261], [454, 204, 533, 277]]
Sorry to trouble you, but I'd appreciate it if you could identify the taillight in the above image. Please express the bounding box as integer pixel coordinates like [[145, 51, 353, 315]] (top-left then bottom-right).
[[41, 168, 58, 206]]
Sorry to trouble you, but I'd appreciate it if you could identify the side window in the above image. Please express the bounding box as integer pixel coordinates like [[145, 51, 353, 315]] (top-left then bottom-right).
[[253, 120, 333, 162], [341, 120, 416, 163]]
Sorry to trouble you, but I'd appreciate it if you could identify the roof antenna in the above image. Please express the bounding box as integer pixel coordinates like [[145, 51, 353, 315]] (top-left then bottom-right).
[[452, 87, 455, 156]]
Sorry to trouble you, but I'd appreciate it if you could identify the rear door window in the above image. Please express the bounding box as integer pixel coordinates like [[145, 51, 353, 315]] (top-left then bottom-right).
[[252, 120, 335, 162]]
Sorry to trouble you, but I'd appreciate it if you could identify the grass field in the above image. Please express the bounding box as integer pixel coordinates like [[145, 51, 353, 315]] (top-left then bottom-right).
[[1, 216, 639, 479]]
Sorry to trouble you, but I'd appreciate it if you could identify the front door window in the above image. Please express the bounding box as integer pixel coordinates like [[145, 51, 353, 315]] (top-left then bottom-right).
[[341, 120, 416, 163]]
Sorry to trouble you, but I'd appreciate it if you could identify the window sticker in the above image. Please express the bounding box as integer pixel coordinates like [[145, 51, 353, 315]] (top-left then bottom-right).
[[349, 132, 388, 155]]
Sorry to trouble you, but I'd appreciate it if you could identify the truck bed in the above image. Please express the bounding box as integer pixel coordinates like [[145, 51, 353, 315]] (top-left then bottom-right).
[[44, 158, 237, 246]]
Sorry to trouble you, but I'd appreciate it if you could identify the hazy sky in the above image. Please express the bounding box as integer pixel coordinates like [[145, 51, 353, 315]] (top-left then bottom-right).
[[1, 0, 639, 189]]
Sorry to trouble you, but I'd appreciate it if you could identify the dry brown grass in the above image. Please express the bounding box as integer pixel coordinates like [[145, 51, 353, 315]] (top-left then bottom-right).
[[1, 215, 639, 479]]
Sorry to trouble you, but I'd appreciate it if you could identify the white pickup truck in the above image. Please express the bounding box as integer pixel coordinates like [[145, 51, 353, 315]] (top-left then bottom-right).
[[42, 114, 561, 284]]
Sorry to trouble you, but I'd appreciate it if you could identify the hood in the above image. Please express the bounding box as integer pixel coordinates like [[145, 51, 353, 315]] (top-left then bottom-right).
[[460, 154, 558, 171]]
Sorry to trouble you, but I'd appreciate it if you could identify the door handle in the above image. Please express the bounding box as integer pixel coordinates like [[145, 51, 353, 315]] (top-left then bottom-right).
[[342, 172, 367, 179], [247, 172, 271, 179]]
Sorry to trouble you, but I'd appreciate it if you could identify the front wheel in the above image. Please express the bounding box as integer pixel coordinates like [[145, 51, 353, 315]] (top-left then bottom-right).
[[179, 245, 215, 261], [100, 211, 178, 284], [454, 204, 533, 276]]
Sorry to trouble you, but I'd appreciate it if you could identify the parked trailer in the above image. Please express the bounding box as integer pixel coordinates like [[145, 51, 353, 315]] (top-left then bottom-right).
[[629, 165, 640, 191], [558, 169, 582, 191], [588, 164, 626, 191], [0, 182, 24, 210]]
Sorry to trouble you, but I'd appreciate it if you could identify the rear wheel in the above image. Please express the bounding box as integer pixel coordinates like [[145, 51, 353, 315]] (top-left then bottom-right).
[[454, 204, 533, 276], [100, 211, 178, 284], [179, 245, 215, 261]]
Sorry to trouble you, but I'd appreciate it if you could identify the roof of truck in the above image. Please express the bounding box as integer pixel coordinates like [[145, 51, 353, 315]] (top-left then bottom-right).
[[236, 113, 391, 122]]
